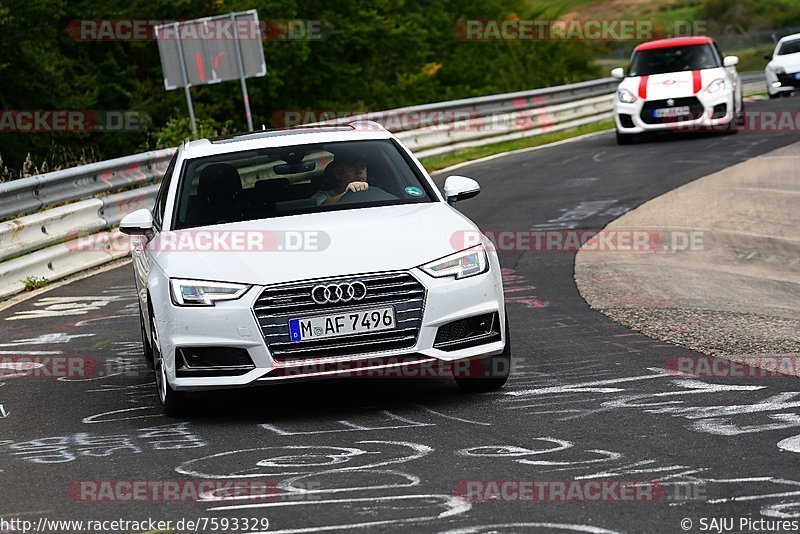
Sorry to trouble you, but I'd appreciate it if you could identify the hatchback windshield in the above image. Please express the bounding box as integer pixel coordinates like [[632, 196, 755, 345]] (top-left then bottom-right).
[[172, 139, 435, 229], [628, 44, 720, 77], [778, 38, 800, 56]]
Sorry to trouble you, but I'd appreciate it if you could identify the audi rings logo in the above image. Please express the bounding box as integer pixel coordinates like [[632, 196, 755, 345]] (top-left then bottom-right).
[[311, 281, 368, 304]]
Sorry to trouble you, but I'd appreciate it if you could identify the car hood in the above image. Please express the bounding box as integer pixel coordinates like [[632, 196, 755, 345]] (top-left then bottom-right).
[[770, 53, 800, 72], [618, 67, 727, 100], [152, 203, 481, 285]]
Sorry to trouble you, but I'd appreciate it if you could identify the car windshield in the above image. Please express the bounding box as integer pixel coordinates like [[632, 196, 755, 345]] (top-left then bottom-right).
[[172, 139, 435, 229], [778, 38, 800, 55], [628, 44, 720, 77]]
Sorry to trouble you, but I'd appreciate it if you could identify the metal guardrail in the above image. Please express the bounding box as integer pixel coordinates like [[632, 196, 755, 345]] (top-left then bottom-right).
[[0, 72, 767, 299], [0, 148, 173, 220]]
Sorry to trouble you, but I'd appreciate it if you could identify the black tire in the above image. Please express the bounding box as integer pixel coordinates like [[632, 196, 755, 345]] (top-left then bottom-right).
[[454, 320, 511, 392], [616, 130, 635, 145], [727, 98, 745, 134], [139, 304, 154, 369], [150, 309, 188, 417]]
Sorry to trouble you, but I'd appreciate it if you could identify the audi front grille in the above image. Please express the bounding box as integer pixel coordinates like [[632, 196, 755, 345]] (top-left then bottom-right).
[[253, 272, 426, 361]]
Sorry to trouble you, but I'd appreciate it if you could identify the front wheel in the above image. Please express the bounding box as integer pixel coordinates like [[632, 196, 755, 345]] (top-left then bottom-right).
[[150, 312, 187, 417], [139, 305, 154, 369], [616, 130, 635, 145], [454, 320, 511, 392]]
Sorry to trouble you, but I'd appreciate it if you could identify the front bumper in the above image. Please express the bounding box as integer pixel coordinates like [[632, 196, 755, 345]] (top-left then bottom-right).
[[766, 69, 800, 95], [151, 264, 506, 391], [614, 90, 735, 134]]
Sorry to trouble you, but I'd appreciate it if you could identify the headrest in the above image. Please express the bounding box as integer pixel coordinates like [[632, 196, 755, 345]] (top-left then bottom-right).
[[317, 160, 342, 190], [198, 163, 242, 199]]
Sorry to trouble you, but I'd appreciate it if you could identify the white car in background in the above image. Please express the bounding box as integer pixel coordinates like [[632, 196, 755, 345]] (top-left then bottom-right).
[[765, 33, 800, 98], [120, 122, 510, 415], [611, 36, 743, 144]]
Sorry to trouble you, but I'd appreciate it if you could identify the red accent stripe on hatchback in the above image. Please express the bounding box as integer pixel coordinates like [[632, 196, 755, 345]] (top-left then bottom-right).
[[638, 76, 649, 99], [692, 70, 702, 93]]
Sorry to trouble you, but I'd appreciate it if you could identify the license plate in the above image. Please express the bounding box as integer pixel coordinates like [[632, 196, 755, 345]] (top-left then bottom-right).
[[653, 106, 691, 118], [794, 73, 800, 80], [288, 306, 396, 342]]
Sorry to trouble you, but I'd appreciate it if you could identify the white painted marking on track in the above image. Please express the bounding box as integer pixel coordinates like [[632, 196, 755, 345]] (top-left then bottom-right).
[[411, 404, 491, 426], [81, 406, 161, 424]]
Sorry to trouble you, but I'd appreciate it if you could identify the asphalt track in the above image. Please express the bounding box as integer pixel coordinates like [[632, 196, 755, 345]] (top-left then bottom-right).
[[2, 97, 800, 534]]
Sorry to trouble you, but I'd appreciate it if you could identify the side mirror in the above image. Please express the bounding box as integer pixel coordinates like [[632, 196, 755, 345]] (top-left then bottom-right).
[[723, 55, 739, 67], [611, 67, 625, 79], [119, 209, 154, 236], [764, 52, 773, 61], [444, 175, 480, 205]]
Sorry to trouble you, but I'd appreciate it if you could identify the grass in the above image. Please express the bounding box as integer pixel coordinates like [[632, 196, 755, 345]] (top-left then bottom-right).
[[21, 276, 48, 291], [420, 120, 615, 172], [731, 46, 774, 72]]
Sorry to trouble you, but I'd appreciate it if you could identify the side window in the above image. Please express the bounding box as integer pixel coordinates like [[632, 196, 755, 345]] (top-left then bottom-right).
[[153, 153, 177, 229]]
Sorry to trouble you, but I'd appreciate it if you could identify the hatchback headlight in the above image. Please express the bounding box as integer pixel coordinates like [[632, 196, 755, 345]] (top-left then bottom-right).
[[170, 279, 250, 306], [704, 78, 726, 94], [421, 245, 489, 280], [618, 88, 637, 103], [774, 66, 785, 75]]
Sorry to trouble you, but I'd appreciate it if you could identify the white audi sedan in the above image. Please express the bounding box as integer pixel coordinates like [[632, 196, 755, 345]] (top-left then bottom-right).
[[611, 36, 742, 144], [765, 33, 800, 98], [120, 122, 509, 415]]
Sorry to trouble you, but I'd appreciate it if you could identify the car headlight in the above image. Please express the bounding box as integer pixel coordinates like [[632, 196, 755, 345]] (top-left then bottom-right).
[[618, 88, 637, 103], [774, 66, 785, 75], [704, 78, 726, 94], [420, 245, 489, 280], [170, 279, 251, 306]]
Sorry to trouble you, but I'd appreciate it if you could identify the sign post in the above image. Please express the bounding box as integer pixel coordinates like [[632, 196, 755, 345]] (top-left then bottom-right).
[[155, 11, 267, 135], [172, 22, 197, 136]]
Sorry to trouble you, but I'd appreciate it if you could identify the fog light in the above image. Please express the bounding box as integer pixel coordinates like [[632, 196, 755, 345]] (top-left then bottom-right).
[[773, 81, 783, 88]]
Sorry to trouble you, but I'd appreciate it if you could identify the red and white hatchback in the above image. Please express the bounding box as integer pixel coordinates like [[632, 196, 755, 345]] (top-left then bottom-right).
[[611, 36, 743, 144]]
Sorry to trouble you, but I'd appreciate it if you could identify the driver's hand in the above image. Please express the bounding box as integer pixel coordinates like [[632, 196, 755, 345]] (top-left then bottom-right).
[[345, 181, 369, 193]]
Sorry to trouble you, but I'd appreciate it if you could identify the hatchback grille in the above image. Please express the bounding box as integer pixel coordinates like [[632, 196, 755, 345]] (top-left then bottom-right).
[[254, 272, 426, 360], [640, 97, 704, 124]]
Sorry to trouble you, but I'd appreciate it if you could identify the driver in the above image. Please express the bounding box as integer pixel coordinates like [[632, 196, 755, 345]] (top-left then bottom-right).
[[314, 158, 369, 206], [692, 47, 713, 69]]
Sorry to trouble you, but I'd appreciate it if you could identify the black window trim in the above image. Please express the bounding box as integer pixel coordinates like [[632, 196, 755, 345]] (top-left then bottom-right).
[[153, 152, 178, 231]]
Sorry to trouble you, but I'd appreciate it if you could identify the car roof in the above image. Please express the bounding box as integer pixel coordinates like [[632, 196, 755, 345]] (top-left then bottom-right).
[[778, 33, 800, 44], [634, 36, 715, 51], [181, 123, 394, 159]]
